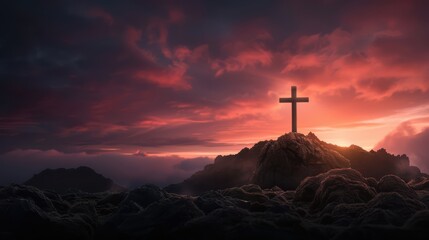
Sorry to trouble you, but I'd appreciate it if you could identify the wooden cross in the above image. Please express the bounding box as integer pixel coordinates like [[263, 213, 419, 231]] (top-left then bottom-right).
[[279, 86, 309, 133]]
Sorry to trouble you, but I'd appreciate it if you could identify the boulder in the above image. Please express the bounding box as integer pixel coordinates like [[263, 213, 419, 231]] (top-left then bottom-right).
[[377, 175, 418, 199]]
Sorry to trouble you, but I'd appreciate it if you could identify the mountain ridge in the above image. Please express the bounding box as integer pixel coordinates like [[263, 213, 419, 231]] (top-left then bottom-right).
[[165, 132, 423, 194]]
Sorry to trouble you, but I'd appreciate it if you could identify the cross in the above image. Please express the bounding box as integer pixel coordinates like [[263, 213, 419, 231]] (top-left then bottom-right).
[[279, 86, 309, 133]]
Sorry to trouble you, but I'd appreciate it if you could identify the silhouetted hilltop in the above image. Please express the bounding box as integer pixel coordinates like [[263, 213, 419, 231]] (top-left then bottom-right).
[[252, 132, 350, 189], [24, 166, 126, 193], [166, 132, 424, 194]]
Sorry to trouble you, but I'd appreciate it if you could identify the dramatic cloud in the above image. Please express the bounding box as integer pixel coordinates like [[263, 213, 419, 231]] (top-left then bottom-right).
[[1, 0, 429, 183]]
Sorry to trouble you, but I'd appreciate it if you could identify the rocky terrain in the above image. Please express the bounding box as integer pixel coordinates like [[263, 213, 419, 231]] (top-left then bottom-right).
[[24, 166, 126, 193], [2, 132, 428, 239], [166, 132, 422, 194], [1, 169, 429, 239]]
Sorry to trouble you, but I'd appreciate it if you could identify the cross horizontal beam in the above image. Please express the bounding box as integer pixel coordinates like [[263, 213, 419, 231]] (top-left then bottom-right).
[[279, 97, 309, 103]]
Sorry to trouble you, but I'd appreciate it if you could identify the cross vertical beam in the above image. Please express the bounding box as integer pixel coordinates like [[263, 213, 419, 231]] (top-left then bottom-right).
[[279, 86, 309, 133], [291, 86, 297, 133]]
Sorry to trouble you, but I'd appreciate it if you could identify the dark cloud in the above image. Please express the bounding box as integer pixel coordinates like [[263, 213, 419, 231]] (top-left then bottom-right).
[[1, 0, 429, 163]]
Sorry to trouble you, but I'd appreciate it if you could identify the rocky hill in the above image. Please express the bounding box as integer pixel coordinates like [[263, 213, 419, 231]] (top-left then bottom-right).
[[166, 132, 423, 194], [252, 132, 350, 189], [24, 166, 126, 193]]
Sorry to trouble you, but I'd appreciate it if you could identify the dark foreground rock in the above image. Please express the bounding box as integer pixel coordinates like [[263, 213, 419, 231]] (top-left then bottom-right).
[[24, 166, 127, 193], [1, 169, 429, 240]]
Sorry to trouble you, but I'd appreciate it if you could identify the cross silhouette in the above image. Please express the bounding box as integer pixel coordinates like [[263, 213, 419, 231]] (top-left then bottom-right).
[[279, 86, 309, 133]]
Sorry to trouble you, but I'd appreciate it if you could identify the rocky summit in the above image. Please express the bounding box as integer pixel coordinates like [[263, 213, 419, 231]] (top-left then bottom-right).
[[252, 132, 350, 189], [167, 132, 422, 195]]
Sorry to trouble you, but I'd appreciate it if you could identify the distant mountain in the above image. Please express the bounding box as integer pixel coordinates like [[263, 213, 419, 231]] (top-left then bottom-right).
[[24, 166, 126, 193], [165, 132, 424, 194]]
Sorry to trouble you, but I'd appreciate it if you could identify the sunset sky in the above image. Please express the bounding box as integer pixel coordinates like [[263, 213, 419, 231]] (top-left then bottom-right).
[[1, 0, 429, 186]]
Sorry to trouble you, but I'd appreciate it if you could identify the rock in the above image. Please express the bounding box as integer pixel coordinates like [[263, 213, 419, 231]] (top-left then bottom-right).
[[70, 201, 97, 216], [221, 186, 269, 203], [0, 198, 51, 234], [294, 174, 324, 203], [362, 192, 426, 225], [0, 194, 94, 239], [295, 168, 373, 205], [0, 184, 56, 212], [98, 192, 128, 206], [377, 175, 418, 199], [194, 190, 238, 214], [116, 197, 204, 239], [177, 207, 305, 240], [121, 184, 170, 209], [100, 184, 170, 230], [309, 169, 376, 211], [408, 175, 429, 190], [96, 192, 128, 216], [418, 191, 429, 208], [2, 176, 429, 240], [365, 177, 378, 188], [404, 210, 429, 230], [252, 133, 350, 189], [327, 203, 366, 226]]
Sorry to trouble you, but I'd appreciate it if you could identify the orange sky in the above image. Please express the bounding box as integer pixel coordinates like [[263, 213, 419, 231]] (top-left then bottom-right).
[[1, 0, 429, 185]]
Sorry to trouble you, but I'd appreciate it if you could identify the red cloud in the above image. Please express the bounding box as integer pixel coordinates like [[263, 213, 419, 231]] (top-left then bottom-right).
[[2, 0, 429, 169], [123, 27, 193, 90], [134, 62, 191, 90], [212, 47, 272, 76], [280, 22, 429, 100]]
